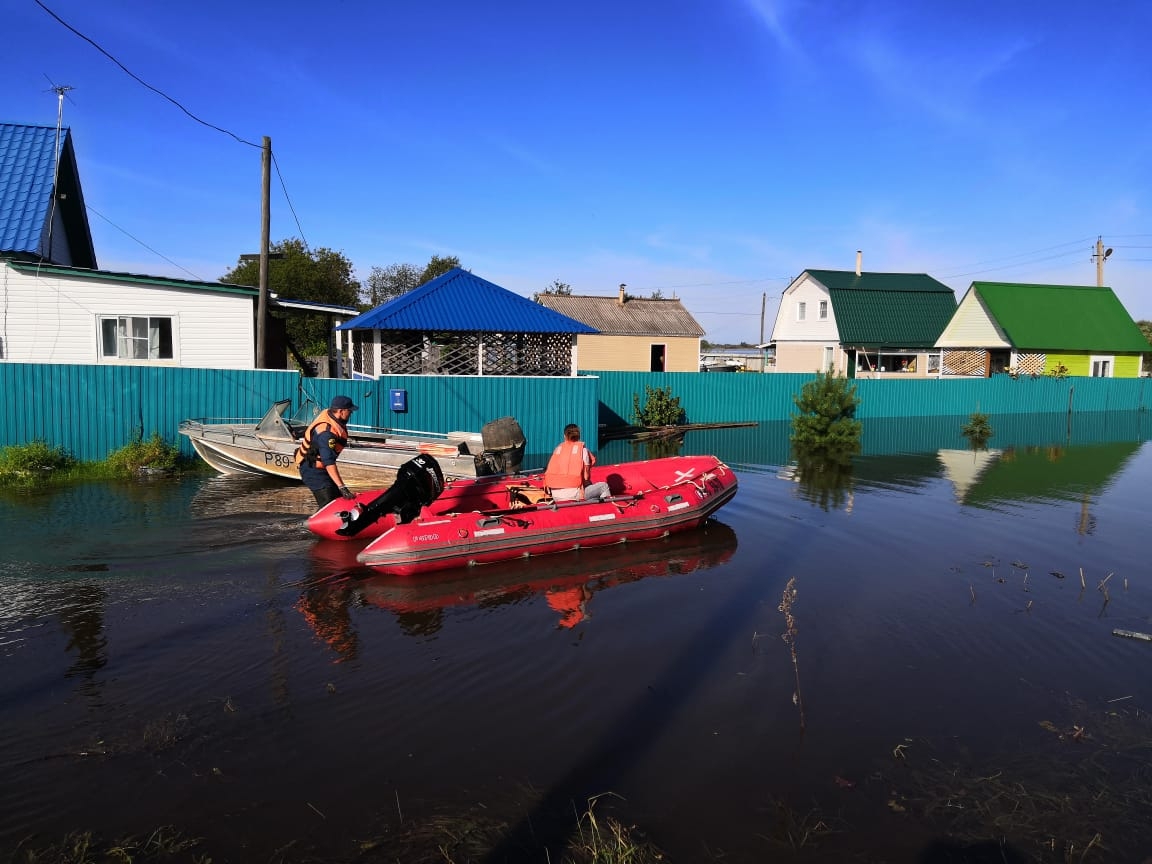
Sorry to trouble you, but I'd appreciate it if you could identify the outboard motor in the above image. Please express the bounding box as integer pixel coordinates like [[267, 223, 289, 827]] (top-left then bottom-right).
[[476, 416, 526, 476], [336, 454, 445, 538]]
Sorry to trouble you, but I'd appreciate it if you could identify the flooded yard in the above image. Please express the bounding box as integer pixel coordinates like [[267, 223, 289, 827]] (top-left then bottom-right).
[[2, 413, 1151, 862]]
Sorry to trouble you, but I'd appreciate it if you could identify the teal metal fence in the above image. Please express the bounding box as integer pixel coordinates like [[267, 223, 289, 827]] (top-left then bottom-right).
[[0, 364, 597, 470], [1, 362, 1145, 467]]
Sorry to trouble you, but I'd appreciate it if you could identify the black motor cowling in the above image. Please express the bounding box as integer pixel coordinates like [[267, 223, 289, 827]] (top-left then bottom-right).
[[475, 416, 526, 476], [336, 454, 445, 538]]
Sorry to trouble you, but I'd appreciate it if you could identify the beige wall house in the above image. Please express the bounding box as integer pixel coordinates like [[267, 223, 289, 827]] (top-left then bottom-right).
[[538, 285, 705, 372]]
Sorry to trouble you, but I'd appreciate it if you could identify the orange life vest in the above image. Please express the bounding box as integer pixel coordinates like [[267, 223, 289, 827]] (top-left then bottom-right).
[[544, 440, 593, 493], [295, 410, 348, 469]]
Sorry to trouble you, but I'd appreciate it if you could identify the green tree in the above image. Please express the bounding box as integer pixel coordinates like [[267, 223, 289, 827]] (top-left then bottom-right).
[[362, 255, 464, 309], [364, 262, 422, 307], [790, 371, 862, 450], [533, 279, 572, 303], [419, 254, 461, 284], [221, 238, 359, 357]]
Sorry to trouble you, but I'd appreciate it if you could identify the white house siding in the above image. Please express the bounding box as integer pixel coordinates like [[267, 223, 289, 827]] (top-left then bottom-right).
[[770, 274, 839, 343], [936, 289, 1010, 348], [0, 264, 255, 368], [576, 334, 699, 372], [769, 275, 844, 373]]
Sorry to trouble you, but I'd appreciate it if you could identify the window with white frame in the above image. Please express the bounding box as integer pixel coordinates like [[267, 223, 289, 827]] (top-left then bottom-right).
[[927, 352, 941, 374], [797, 301, 806, 321], [819, 300, 828, 320], [100, 316, 174, 361], [1090, 356, 1113, 377], [823, 346, 834, 371]]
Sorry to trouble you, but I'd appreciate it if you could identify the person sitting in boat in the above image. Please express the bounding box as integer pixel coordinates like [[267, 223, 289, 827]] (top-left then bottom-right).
[[544, 423, 610, 502], [296, 395, 358, 507]]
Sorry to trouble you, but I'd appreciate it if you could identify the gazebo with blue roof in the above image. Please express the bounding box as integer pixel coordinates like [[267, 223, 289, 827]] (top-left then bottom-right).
[[338, 268, 597, 376]]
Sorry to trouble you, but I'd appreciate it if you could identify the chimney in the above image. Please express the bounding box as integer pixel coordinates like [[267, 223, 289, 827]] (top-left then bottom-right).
[[618, 283, 627, 306], [855, 250, 862, 276]]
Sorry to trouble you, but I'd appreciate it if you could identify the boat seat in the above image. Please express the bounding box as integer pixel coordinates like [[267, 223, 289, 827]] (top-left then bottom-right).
[[508, 485, 551, 509]]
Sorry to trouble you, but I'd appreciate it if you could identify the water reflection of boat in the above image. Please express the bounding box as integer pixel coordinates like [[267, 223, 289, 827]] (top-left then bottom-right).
[[370, 520, 739, 635], [301, 522, 738, 640], [179, 399, 525, 485]]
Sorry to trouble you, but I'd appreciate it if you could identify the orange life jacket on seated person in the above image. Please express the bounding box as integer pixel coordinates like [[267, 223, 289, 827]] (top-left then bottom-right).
[[295, 410, 348, 470], [544, 440, 594, 498]]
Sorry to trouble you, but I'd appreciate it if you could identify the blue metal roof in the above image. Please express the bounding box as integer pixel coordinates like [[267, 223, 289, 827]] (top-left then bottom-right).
[[338, 268, 597, 333], [0, 123, 96, 267]]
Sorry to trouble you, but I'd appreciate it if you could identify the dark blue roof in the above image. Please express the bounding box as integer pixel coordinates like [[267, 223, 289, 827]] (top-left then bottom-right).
[[338, 268, 597, 333], [0, 123, 96, 267]]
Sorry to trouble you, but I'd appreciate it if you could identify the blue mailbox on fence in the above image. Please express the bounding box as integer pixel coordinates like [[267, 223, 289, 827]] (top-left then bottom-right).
[[389, 388, 408, 412]]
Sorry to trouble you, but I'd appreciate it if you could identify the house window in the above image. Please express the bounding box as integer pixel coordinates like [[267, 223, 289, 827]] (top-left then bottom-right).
[[650, 343, 666, 373], [797, 302, 806, 321], [1090, 356, 1113, 377], [100, 316, 174, 361], [927, 353, 941, 374], [819, 300, 828, 320], [822, 346, 834, 371], [856, 352, 916, 372]]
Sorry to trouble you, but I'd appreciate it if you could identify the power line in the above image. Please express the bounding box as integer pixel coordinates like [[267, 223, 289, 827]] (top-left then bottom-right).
[[940, 247, 1088, 280], [272, 153, 309, 251], [34, 0, 259, 148], [85, 206, 206, 280]]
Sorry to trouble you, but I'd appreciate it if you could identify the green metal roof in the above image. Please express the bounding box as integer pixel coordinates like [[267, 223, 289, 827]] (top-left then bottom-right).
[[972, 282, 1150, 351], [806, 269, 957, 348]]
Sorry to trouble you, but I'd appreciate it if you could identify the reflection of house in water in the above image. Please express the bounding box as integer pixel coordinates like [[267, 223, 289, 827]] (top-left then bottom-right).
[[936, 449, 1003, 503], [938, 442, 1141, 527]]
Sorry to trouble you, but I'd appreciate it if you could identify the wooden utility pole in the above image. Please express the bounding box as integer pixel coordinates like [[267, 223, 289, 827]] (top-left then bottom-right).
[[1092, 236, 1112, 287], [759, 292, 766, 345], [256, 136, 271, 367]]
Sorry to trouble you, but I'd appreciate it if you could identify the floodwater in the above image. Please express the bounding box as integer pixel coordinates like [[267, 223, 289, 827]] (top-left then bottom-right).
[[3, 413, 1152, 863]]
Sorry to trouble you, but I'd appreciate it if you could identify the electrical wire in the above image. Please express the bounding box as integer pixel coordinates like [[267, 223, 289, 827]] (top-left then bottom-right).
[[34, 0, 259, 148], [85, 206, 205, 280], [272, 153, 309, 251]]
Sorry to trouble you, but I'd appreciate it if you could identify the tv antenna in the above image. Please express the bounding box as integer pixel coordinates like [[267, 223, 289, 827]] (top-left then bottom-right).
[[43, 75, 75, 134]]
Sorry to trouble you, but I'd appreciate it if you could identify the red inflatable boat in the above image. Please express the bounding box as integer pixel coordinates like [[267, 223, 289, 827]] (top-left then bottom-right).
[[307, 454, 738, 576]]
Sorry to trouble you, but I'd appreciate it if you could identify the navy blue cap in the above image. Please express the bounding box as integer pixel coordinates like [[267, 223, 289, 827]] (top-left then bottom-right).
[[330, 395, 358, 411]]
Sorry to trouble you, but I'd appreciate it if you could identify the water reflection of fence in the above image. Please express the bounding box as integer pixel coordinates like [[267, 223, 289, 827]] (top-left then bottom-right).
[[600, 411, 1152, 469]]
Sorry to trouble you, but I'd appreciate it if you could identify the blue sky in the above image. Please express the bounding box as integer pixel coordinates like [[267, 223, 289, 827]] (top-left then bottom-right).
[[5, 0, 1151, 344]]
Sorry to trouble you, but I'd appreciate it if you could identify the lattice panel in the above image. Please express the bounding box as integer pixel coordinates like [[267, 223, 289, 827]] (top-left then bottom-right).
[[362, 331, 573, 376], [942, 350, 986, 376], [482, 332, 573, 376], [351, 331, 375, 377], [1016, 353, 1046, 375]]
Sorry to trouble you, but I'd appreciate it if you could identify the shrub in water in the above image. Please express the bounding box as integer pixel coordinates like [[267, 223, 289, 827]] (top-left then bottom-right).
[[106, 432, 181, 475], [632, 384, 686, 427], [0, 440, 77, 483]]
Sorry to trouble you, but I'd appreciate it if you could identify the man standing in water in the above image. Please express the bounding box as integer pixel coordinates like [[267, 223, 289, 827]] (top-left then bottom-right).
[[296, 395, 358, 508]]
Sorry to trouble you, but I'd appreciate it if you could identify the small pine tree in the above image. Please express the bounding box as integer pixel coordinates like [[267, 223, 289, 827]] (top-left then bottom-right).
[[790, 372, 862, 449]]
